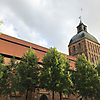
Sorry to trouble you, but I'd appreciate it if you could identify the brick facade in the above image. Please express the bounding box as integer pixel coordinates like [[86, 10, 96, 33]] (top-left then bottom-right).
[[0, 33, 77, 100]]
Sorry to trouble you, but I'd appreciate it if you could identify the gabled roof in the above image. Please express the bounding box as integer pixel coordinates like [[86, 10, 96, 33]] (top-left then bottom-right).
[[0, 33, 76, 67]]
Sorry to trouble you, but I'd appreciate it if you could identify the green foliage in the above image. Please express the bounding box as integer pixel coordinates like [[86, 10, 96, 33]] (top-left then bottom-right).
[[17, 47, 40, 99], [95, 59, 100, 100], [0, 20, 4, 35], [0, 55, 18, 99], [40, 47, 73, 100], [97, 58, 100, 76], [0, 20, 3, 25], [0, 54, 4, 79], [72, 54, 100, 99], [0, 54, 5, 96]]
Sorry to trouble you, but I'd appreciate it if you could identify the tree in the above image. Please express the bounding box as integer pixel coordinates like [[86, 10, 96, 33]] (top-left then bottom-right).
[[54, 58, 73, 100], [97, 58, 100, 76], [17, 47, 40, 100], [72, 54, 100, 100], [95, 58, 100, 100], [40, 47, 73, 100], [0, 54, 13, 100], [0, 54, 5, 96], [0, 55, 18, 100]]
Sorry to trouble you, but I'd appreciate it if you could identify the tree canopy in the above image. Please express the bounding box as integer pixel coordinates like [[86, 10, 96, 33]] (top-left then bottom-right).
[[17, 47, 40, 100], [40, 47, 73, 100], [0, 55, 18, 99], [72, 54, 100, 100]]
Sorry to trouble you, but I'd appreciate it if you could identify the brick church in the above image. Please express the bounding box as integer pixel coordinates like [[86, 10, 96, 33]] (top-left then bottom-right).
[[68, 19, 100, 64], [0, 19, 100, 100]]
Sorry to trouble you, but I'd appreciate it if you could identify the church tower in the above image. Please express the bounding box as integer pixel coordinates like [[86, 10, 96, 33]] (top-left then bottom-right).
[[68, 19, 100, 63]]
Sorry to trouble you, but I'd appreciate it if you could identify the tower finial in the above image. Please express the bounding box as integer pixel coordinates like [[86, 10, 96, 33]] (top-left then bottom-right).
[[79, 16, 81, 20], [79, 16, 82, 24]]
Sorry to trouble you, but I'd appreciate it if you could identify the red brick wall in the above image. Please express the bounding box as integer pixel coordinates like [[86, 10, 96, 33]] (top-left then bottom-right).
[[0, 33, 77, 100]]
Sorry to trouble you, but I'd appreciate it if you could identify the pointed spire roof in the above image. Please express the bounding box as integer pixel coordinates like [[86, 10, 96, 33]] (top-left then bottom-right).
[[79, 16, 82, 25]]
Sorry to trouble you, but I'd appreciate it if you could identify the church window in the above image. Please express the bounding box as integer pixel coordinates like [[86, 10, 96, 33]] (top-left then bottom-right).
[[97, 56, 98, 61], [92, 58, 94, 63], [90, 42, 91, 51], [96, 46, 97, 53], [90, 54, 92, 62], [97, 46, 99, 53], [79, 43, 81, 48], [93, 44, 95, 53], [98, 47, 99, 54], [73, 46, 75, 51], [95, 45, 97, 53], [95, 45, 96, 53], [84, 45, 86, 48], [96, 56, 98, 62], [89, 53, 90, 61], [87, 41, 89, 47], [88, 42, 90, 51], [91, 44, 93, 52]]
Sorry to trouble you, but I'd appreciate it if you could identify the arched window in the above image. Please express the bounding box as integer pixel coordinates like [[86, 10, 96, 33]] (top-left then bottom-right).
[[87, 41, 90, 51], [79, 43, 81, 48], [73, 46, 75, 51], [91, 44, 93, 52], [99, 47, 100, 53], [94, 45, 95, 53], [92, 58, 94, 63], [93, 44, 95, 53], [92, 54, 94, 63], [95, 45, 97, 53], [97, 46, 98, 53], [97, 56, 98, 61]]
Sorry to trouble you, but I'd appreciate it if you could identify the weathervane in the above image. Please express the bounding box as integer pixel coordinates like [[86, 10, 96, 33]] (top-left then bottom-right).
[[79, 16, 81, 20], [79, 16, 82, 24]]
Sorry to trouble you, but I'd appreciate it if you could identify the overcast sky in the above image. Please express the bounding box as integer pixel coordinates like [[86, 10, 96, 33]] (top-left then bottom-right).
[[0, 0, 100, 55]]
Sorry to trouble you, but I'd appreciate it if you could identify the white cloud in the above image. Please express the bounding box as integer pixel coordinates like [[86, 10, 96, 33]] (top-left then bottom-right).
[[0, 0, 100, 55], [0, 24, 18, 38]]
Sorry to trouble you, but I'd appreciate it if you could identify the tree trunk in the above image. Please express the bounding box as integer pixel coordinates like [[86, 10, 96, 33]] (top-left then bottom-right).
[[6, 96, 7, 100], [28, 91, 32, 100], [59, 92, 62, 100], [26, 90, 28, 100], [52, 91, 54, 100]]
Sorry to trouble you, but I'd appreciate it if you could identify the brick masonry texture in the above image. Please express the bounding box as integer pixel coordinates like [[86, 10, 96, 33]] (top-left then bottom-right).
[[0, 33, 77, 100]]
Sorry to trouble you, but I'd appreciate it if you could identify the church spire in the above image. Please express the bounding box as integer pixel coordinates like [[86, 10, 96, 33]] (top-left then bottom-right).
[[77, 17, 87, 33]]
